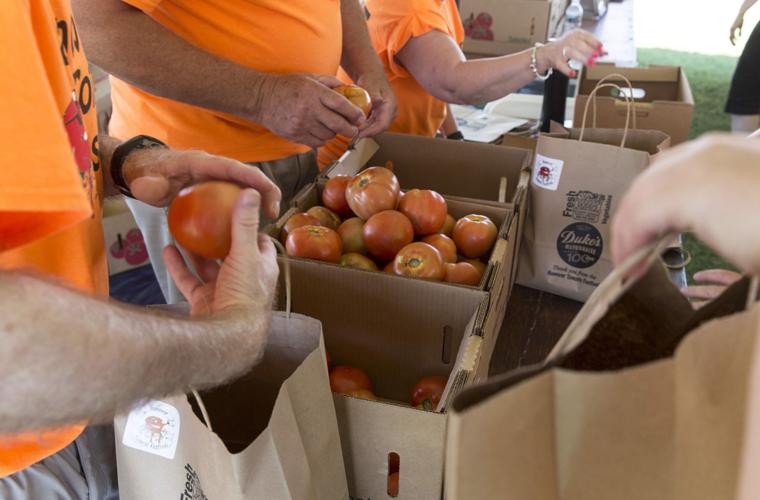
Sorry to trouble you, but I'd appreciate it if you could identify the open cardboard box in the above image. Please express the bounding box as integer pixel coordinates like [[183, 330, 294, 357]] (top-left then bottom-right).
[[276, 258, 494, 500], [269, 182, 513, 292], [460, 0, 567, 57], [574, 63, 695, 145], [323, 133, 531, 207]]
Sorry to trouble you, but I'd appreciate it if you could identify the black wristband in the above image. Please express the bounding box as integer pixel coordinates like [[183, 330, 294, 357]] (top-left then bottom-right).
[[447, 131, 465, 141], [110, 135, 168, 198]]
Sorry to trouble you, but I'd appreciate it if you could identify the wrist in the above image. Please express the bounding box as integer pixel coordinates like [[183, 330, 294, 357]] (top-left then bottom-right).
[[244, 72, 278, 124], [536, 44, 552, 74]]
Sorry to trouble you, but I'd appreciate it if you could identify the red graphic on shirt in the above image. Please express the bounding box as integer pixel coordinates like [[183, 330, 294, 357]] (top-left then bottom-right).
[[63, 93, 95, 204], [464, 12, 495, 41], [110, 228, 149, 266]]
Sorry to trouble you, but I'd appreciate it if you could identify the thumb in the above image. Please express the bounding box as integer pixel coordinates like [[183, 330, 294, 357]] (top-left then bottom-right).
[[228, 188, 262, 262], [130, 175, 171, 206]]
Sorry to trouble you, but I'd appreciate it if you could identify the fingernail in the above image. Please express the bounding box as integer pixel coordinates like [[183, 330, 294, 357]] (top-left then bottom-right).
[[587, 58, 595, 66], [241, 190, 259, 207], [597, 42, 604, 49]]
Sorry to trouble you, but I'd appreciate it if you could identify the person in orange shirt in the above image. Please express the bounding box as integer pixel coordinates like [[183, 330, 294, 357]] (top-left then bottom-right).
[[1, 1, 282, 497], [319, 0, 603, 169], [72, 0, 397, 304]]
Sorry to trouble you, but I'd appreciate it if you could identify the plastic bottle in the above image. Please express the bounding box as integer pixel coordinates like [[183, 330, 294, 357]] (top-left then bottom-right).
[[564, 0, 584, 33]]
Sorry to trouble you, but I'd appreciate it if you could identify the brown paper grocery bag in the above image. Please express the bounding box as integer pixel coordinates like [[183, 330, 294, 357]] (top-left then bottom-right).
[[114, 311, 349, 500], [446, 240, 760, 500], [517, 83, 670, 302]]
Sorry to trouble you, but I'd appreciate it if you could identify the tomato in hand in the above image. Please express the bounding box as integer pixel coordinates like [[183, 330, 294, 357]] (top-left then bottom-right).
[[393, 242, 445, 280], [168, 181, 242, 260], [452, 215, 498, 259], [363, 210, 414, 262], [439, 214, 456, 236], [444, 262, 482, 286], [322, 175, 354, 217], [411, 375, 448, 410], [285, 225, 342, 263], [338, 217, 366, 254], [421, 234, 457, 263], [280, 212, 322, 243], [398, 189, 447, 235], [339, 252, 378, 271], [346, 167, 400, 220], [307, 206, 341, 231], [330, 366, 373, 394], [334, 85, 372, 117]]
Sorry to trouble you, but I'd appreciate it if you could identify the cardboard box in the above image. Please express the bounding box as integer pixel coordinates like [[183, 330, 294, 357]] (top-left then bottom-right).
[[276, 258, 494, 500], [574, 64, 695, 145], [461, 0, 568, 57]]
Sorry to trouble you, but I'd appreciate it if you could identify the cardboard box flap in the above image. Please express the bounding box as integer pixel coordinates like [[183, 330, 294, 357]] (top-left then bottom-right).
[[324, 138, 381, 178], [580, 64, 694, 105]]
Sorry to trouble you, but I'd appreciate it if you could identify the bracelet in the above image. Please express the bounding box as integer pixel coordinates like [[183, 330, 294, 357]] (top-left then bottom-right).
[[530, 43, 553, 81], [110, 135, 168, 198]]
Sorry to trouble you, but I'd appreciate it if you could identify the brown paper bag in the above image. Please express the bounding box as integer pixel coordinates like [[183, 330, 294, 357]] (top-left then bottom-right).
[[114, 311, 348, 500], [446, 240, 760, 500], [517, 82, 670, 302]]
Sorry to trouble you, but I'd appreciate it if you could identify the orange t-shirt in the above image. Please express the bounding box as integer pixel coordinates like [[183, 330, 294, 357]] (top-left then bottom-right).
[[318, 0, 464, 169], [0, 0, 106, 476], [109, 0, 343, 162]]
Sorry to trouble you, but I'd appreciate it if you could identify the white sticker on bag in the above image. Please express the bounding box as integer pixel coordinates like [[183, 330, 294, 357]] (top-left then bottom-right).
[[122, 400, 180, 460], [532, 154, 564, 191]]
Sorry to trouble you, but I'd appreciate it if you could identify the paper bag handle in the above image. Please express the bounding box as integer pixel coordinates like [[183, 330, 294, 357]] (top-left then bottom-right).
[[589, 73, 638, 131], [578, 83, 633, 149]]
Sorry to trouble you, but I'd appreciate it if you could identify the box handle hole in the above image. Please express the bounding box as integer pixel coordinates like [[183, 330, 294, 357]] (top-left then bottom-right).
[[388, 452, 400, 497]]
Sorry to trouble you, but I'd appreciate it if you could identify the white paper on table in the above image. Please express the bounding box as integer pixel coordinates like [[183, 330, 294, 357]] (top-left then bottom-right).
[[450, 104, 528, 143]]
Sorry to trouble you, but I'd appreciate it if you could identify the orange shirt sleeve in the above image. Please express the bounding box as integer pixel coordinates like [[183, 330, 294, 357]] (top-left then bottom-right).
[[371, 0, 456, 80], [121, 0, 162, 14], [0, 7, 92, 253]]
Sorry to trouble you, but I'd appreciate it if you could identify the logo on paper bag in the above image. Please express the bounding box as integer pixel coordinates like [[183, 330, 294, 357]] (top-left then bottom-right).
[[122, 400, 180, 459], [180, 463, 208, 500], [532, 154, 564, 191], [557, 223, 603, 269], [563, 190, 611, 224]]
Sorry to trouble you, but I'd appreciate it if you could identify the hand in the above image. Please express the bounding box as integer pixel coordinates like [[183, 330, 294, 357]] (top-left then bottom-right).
[[611, 134, 760, 274], [541, 30, 605, 77], [251, 73, 367, 148], [731, 16, 744, 45], [163, 189, 279, 318], [122, 148, 281, 219], [682, 269, 742, 309], [356, 72, 397, 138]]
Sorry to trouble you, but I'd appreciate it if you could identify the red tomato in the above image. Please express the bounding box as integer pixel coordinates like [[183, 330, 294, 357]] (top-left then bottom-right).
[[168, 181, 242, 259], [363, 210, 414, 262], [345, 389, 377, 401], [398, 189, 447, 235], [322, 175, 354, 217], [307, 206, 341, 230], [339, 253, 378, 271], [337, 217, 366, 255], [330, 366, 373, 394], [444, 262, 482, 286], [439, 214, 456, 236], [334, 85, 372, 117], [280, 212, 322, 243], [411, 375, 448, 410], [452, 215, 498, 258], [285, 225, 342, 263], [393, 242, 445, 280], [421, 234, 457, 263], [346, 167, 400, 220], [460, 258, 487, 281], [383, 261, 395, 273], [388, 472, 399, 497]]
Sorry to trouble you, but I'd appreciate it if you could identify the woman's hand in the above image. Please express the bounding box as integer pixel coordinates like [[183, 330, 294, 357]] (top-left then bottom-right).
[[539, 30, 605, 77]]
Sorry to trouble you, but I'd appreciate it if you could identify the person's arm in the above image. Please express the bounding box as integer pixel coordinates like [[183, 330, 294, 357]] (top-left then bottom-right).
[[731, 0, 758, 45], [611, 135, 760, 275], [0, 189, 278, 433], [396, 29, 602, 105], [72, 0, 365, 147], [339, 0, 397, 137]]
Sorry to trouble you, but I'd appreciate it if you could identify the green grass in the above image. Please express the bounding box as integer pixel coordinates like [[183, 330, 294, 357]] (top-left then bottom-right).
[[636, 48, 739, 279]]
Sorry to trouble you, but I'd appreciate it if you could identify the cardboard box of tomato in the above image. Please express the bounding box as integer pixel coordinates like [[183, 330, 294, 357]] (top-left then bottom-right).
[[275, 257, 493, 500]]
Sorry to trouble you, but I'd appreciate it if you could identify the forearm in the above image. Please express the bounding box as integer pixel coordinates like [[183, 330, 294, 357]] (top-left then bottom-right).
[[440, 51, 538, 104], [73, 0, 268, 123], [339, 0, 385, 85], [739, 0, 758, 18], [0, 271, 268, 433]]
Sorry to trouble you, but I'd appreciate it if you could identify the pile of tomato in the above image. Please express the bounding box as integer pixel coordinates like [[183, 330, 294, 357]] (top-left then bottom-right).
[[281, 166, 498, 286]]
